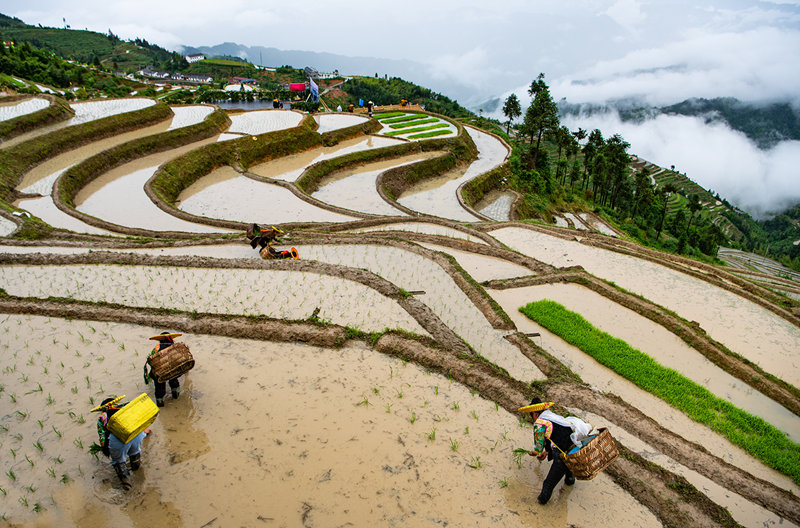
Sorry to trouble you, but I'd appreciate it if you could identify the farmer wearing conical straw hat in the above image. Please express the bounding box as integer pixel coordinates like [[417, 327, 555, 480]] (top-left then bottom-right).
[[143, 331, 183, 407], [518, 397, 576, 505]]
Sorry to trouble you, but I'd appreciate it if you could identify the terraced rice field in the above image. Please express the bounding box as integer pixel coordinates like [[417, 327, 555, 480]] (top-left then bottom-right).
[[0, 97, 798, 528]]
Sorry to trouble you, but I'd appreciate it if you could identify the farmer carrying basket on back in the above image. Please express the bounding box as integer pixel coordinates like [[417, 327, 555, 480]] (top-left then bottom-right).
[[518, 397, 618, 505], [143, 332, 194, 407]]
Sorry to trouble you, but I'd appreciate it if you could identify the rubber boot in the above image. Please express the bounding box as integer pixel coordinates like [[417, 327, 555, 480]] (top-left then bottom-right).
[[113, 463, 131, 490], [564, 472, 575, 486], [129, 453, 141, 471], [537, 483, 553, 505], [171, 388, 180, 399], [156, 397, 165, 407]]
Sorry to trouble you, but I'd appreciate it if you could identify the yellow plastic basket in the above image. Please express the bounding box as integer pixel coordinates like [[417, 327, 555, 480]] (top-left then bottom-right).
[[107, 393, 159, 444]]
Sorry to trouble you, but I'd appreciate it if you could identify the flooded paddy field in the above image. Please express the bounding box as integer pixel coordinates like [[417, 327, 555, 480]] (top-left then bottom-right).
[[1, 101, 799, 527]]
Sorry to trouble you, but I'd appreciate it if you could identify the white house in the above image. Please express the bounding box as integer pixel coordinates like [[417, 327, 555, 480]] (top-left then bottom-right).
[[185, 54, 205, 63]]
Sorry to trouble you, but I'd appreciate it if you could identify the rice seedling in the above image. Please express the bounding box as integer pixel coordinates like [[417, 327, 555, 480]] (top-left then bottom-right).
[[52, 426, 62, 438], [19, 497, 27, 508], [73, 439, 83, 449], [6, 469, 15, 481], [34, 440, 43, 452], [465, 426, 470, 435], [409, 411, 417, 424], [47, 467, 55, 478], [9, 448, 16, 458], [16, 410, 27, 419], [357, 397, 370, 407], [53, 456, 63, 464], [433, 385, 439, 396], [25, 454, 34, 467], [426, 428, 436, 441], [471, 410, 479, 421], [467, 456, 482, 469], [37, 420, 44, 430], [521, 299, 800, 485], [46, 394, 54, 405], [9, 394, 16, 403], [499, 479, 509, 488], [33, 502, 43, 512], [396, 389, 403, 398], [0, 487, 5, 495], [60, 474, 70, 484]]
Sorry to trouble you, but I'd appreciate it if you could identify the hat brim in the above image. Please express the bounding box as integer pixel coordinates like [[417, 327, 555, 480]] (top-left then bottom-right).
[[148, 333, 182, 341], [517, 401, 554, 413]]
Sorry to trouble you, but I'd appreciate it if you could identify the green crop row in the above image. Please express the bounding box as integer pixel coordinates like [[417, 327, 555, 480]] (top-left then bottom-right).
[[385, 123, 450, 137], [519, 299, 800, 484], [380, 114, 431, 124], [373, 112, 405, 119], [408, 129, 454, 140], [389, 118, 440, 129], [297, 119, 476, 194]]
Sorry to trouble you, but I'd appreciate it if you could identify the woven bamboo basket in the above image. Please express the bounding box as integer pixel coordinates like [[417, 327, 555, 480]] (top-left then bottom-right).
[[147, 342, 194, 383], [560, 427, 619, 480], [107, 393, 159, 444]]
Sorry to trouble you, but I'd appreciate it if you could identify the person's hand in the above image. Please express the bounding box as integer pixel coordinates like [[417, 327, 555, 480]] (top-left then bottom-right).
[[537, 451, 547, 460], [528, 450, 535, 457], [102, 444, 110, 457]]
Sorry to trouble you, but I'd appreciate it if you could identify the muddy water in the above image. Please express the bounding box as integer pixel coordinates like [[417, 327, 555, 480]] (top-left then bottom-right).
[[571, 409, 798, 528], [0, 264, 426, 335], [0, 97, 49, 121], [227, 110, 302, 135], [312, 153, 443, 216], [13, 196, 116, 236], [0, 314, 659, 528], [350, 222, 489, 244], [74, 137, 233, 234], [416, 243, 533, 282], [178, 166, 359, 224], [476, 190, 515, 221], [397, 127, 508, 221], [247, 135, 403, 182], [17, 120, 175, 192], [487, 285, 799, 494], [491, 282, 800, 442], [2, 99, 157, 149], [313, 113, 369, 133], [491, 227, 800, 388], [0, 216, 15, 236]]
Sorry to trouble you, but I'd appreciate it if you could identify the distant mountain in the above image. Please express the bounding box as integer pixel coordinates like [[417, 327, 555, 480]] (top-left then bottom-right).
[[181, 42, 480, 107], [558, 97, 800, 149]]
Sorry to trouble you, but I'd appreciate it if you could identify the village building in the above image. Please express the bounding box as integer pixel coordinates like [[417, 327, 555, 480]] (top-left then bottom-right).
[[185, 54, 205, 63]]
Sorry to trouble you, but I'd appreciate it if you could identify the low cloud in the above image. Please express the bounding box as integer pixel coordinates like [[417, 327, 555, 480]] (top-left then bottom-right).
[[561, 110, 800, 219], [551, 27, 800, 107]]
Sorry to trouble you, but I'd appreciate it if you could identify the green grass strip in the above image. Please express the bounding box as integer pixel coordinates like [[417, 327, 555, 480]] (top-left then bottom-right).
[[520, 299, 800, 484], [408, 129, 453, 139], [389, 118, 439, 129], [384, 123, 450, 137], [373, 112, 405, 119], [380, 114, 430, 124]]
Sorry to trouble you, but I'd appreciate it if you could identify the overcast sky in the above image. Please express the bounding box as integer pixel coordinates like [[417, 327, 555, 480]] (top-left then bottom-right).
[[4, 0, 800, 216]]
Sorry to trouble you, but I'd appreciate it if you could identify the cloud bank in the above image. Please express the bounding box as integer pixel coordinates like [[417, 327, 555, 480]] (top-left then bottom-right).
[[561, 110, 800, 219]]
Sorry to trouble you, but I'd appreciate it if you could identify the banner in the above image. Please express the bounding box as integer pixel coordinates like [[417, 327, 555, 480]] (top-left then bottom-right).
[[289, 83, 306, 92], [309, 78, 319, 102]]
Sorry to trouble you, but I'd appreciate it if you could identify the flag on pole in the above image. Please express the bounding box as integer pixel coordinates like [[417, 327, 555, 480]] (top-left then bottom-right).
[[309, 77, 319, 103]]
